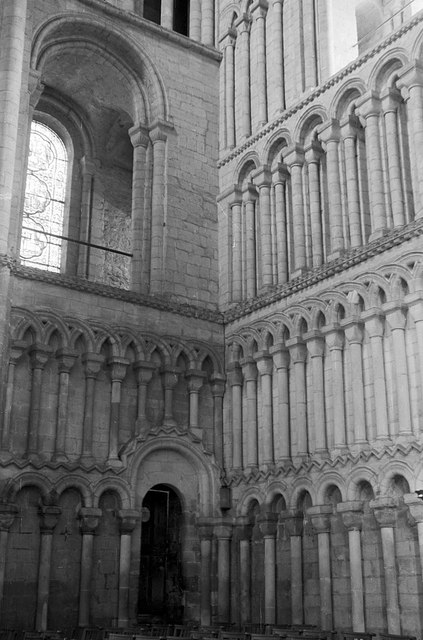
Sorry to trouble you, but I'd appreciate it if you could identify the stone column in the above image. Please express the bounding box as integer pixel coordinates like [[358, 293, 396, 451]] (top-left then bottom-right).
[[186, 370, 206, 431], [318, 119, 344, 257], [36, 505, 61, 631], [78, 507, 102, 627], [1, 341, 26, 454], [337, 501, 365, 632], [161, 0, 173, 29], [255, 351, 274, 466], [341, 116, 362, 248], [0, 503, 17, 620], [253, 167, 273, 289], [237, 518, 253, 625], [221, 30, 237, 150], [201, 0, 215, 46], [343, 322, 367, 449], [215, 522, 233, 624], [324, 326, 347, 453], [80, 353, 104, 464], [272, 164, 290, 284], [243, 184, 258, 299], [107, 357, 129, 466], [406, 291, 423, 402], [271, 0, 285, 111], [189, 0, 201, 41], [129, 124, 150, 293], [26, 345, 53, 460], [235, 14, 252, 139], [258, 512, 278, 625], [287, 338, 308, 459], [161, 368, 179, 429], [380, 88, 405, 228], [198, 519, 214, 627], [117, 510, 139, 627], [362, 309, 390, 444], [356, 92, 387, 238], [227, 362, 243, 470], [305, 332, 327, 456], [305, 143, 324, 267], [308, 505, 333, 630], [282, 511, 304, 625], [134, 360, 156, 438], [370, 497, 400, 634], [211, 374, 225, 466], [285, 146, 306, 274], [250, 0, 269, 129], [230, 188, 243, 302], [384, 303, 412, 439], [53, 349, 77, 462], [77, 158, 96, 278], [397, 61, 423, 216], [404, 493, 423, 584], [241, 357, 258, 470], [270, 344, 290, 461]]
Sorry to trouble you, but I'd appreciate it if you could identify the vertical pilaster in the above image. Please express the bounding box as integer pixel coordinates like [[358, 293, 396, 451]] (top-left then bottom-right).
[[107, 357, 129, 466], [341, 116, 363, 248], [271, 0, 285, 112], [318, 119, 344, 257], [211, 374, 225, 466], [237, 518, 253, 625], [53, 349, 77, 462], [189, 0, 202, 41], [404, 494, 423, 588], [36, 506, 61, 631], [215, 522, 233, 623], [186, 370, 206, 431], [235, 15, 252, 139], [343, 322, 367, 449], [134, 360, 156, 438], [201, 0, 215, 46], [258, 512, 278, 625], [285, 147, 306, 274], [220, 30, 237, 150], [253, 167, 273, 289], [81, 353, 104, 463], [26, 345, 52, 460], [230, 189, 243, 302], [129, 124, 150, 293], [77, 158, 96, 278], [270, 344, 290, 461], [305, 143, 324, 267], [161, 368, 179, 429], [381, 89, 405, 228], [0, 504, 17, 620], [338, 502, 365, 632], [282, 511, 304, 625], [324, 326, 347, 453], [1, 341, 26, 454], [78, 507, 101, 627], [362, 310, 390, 444], [117, 510, 139, 627], [272, 164, 290, 284], [308, 505, 333, 630], [255, 351, 274, 466], [241, 358, 258, 469], [243, 184, 258, 299], [287, 338, 308, 459], [198, 519, 214, 627], [250, 0, 269, 129], [305, 332, 327, 456], [227, 362, 243, 470]]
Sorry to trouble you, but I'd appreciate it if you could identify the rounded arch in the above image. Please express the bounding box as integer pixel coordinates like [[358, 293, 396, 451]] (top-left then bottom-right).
[[346, 467, 378, 500], [54, 474, 94, 507], [315, 473, 347, 504], [368, 49, 409, 92], [378, 461, 415, 497], [235, 152, 260, 185], [330, 78, 366, 121], [289, 479, 316, 509], [93, 477, 132, 510], [237, 487, 266, 516], [3, 472, 53, 504], [263, 129, 292, 167], [294, 106, 328, 146]]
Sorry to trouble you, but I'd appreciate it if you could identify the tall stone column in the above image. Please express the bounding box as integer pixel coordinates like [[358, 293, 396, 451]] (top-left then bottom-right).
[[129, 124, 150, 293], [26, 345, 53, 460], [287, 338, 308, 459], [356, 92, 387, 238], [305, 143, 324, 267], [241, 358, 258, 469], [77, 158, 96, 278], [81, 353, 104, 464], [134, 360, 156, 438], [161, 368, 179, 429], [237, 518, 253, 625], [186, 370, 206, 432], [36, 505, 61, 631], [324, 326, 347, 453], [250, 0, 269, 129], [198, 519, 214, 627], [308, 505, 333, 630], [404, 493, 423, 585], [161, 0, 173, 29], [107, 357, 129, 466], [340, 116, 362, 248], [117, 510, 139, 627], [370, 497, 400, 634], [253, 167, 273, 289], [255, 351, 274, 466], [272, 164, 289, 284], [282, 511, 304, 625], [343, 322, 367, 449], [78, 507, 101, 627], [211, 374, 225, 466], [285, 146, 306, 274], [362, 310, 390, 444], [337, 501, 365, 632], [384, 303, 413, 439], [0, 503, 17, 620], [270, 344, 290, 461], [406, 291, 423, 400], [243, 184, 258, 299], [235, 14, 252, 139], [305, 332, 327, 456], [318, 119, 344, 257], [397, 61, 423, 216], [227, 362, 243, 470], [201, 0, 215, 46], [230, 189, 243, 302], [220, 30, 237, 150], [258, 512, 278, 625], [53, 349, 77, 462], [1, 341, 26, 454], [215, 522, 233, 624], [380, 88, 405, 228], [271, 0, 285, 111]]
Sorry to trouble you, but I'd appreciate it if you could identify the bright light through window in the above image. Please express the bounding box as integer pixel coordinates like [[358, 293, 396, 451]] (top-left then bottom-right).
[[20, 121, 68, 272]]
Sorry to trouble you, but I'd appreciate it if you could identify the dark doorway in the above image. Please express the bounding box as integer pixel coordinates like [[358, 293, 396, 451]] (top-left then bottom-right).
[[138, 485, 184, 622]]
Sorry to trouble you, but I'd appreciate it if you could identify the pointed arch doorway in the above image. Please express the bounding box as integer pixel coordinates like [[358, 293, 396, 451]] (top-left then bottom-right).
[[138, 485, 184, 623]]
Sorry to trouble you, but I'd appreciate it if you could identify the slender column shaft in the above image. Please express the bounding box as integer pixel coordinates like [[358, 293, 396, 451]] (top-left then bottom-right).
[[255, 352, 274, 465], [325, 329, 347, 451], [308, 506, 333, 630], [187, 372, 206, 430], [259, 514, 278, 625], [253, 169, 273, 289], [236, 16, 251, 139], [134, 361, 155, 437], [81, 354, 104, 462], [77, 159, 95, 278], [283, 513, 304, 626], [149, 127, 168, 294], [273, 166, 289, 284], [231, 199, 243, 301], [251, 2, 268, 128], [306, 147, 323, 266], [239, 531, 252, 624], [344, 324, 367, 446], [224, 35, 236, 149], [53, 350, 77, 462], [385, 306, 412, 437], [129, 125, 150, 293], [0, 504, 17, 620], [215, 525, 232, 623], [228, 364, 243, 469], [381, 90, 405, 227], [211, 375, 225, 466], [162, 369, 178, 428], [117, 511, 138, 627], [108, 358, 128, 464], [241, 359, 258, 468], [272, 0, 285, 111], [338, 502, 365, 633], [306, 335, 326, 455], [189, 0, 201, 41], [78, 508, 101, 627], [27, 346, 52, 458], [319, 121, 344, 255], [302, 0, 318, 89], [341, 118, 362, 248], [285, 149, 306, 272], [362, 312, 390, 442], [36, 507, 61, 631], [201, 0, 215, 46], [1, 342, 26, 451], [287, 339, 307, 457], [270, 345, 290, 460], [244, 187, 258, 298]]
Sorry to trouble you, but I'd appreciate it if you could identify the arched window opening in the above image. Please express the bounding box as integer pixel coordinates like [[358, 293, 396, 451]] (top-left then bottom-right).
[[173, 0, 189, 36], [144, 0, 161, 24], [20, 121, 68, 272]]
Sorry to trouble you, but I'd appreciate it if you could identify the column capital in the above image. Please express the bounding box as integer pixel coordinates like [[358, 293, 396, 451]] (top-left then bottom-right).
[[304, 331, 325, 357], [29, 344, 53, 369], [340, 114, 362, 139], [56, 349, 78, 374], [118, 509, 139, 534], [341, 321, 364, 344], [82, 352, 104, 377], [80, 156, 96, 175], [361, 308, 385, 337], [307, 505, 333, 534], [210, 373, 226, 397], [318, 118, 341, 144], [257, 511, 278, 537], [280, 510, 304, 537], [269, 343, 289, 368], [134, 359, 156, 384], [286, 337, 307, 363], [304, 141, 323, 163], [284, 145, 305, 167], [28, 68, 45, 108], [355, 91, 382, 118], [214, 522, 233, 540], [161, 368, 179, 390], [227, 362, 243, 386], [0, 503, 18, 531], [337, 501, 364, 530], [218, 28, 237, 48], [240, 357, 257, 382], [78, 507, 102, 534], [272, 163, 290, 184], [252, 165, 272, 187], [149, 119, 174, 143], [235, 515, 254, 540], [405, 291, 423, 322], [9, 340, 28, 364], [250, 0, 269, 19], [254, 351, 273, 375], [234, 13, 252, 33], [383, 302, 407, 330], [38, 505, 61, 534], [186, 369, 207, 392], [129, 124, 150, 148], [396, 60, 423, 96], [242, 182, 258, 201], [107, 357, 130, 382], [404, 493, 423, 524], [370, 496, 398, 528], [322, 325, 344, 351], [380, 87, 402, 113], [197, 517, 215, 540]]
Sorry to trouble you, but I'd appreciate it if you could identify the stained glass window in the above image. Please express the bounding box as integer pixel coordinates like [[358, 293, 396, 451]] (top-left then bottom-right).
[[20, 121, 68, 272]]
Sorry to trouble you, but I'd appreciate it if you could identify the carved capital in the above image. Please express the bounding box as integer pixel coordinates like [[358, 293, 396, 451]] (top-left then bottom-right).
[[404, 493, 423, 524], [307, 505, 333, 534], [251, 165, 272, 188], [0, 503, 18, 531], [370, 497, 398, 528], [254, 351, 273, 376], [284, 145, 305, 168], [82, 353, 104, 378], [269, 343, 289, 369], [227, 362, 243, 387], [56, 349, 78, 374], [318, 118, 341, 144], [240, 357, 257, 382], [337, 501, 363, 531], [286, 338, 307, 363], [118, 509, 139, 534], [362, 308, 385, 338], [197, 517, 215, 540], [342, 322, 364, 345], [355, 91, 382, 118], [272, 163, 290, 185], [257, 512, 278, 537], [280, 510, 304, 537], [149, 119, 174, 144], [39, 505, 61, 534], [161, 368, 179, 390], [134, 360, 156, 385], [304, 332, 325, 358], [250, 0, 269, 19], [323, 326, 344, 351], [129, 124, 150, 148], [214, 521, 233, 540], [108, 357, 130, 382], [383, 303, 407, 331], [340, 114, 362, 140], [210, 373, 226, 397], [242, 182, 258, 202], [29, 344, 52, 370], [186, 370, 206, 392], [79, 507, 102, 534], [9, 341, 27, 365]]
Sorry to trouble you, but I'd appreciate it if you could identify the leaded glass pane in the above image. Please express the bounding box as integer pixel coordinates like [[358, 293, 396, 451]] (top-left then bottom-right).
[[20, 121, 68, 272]]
